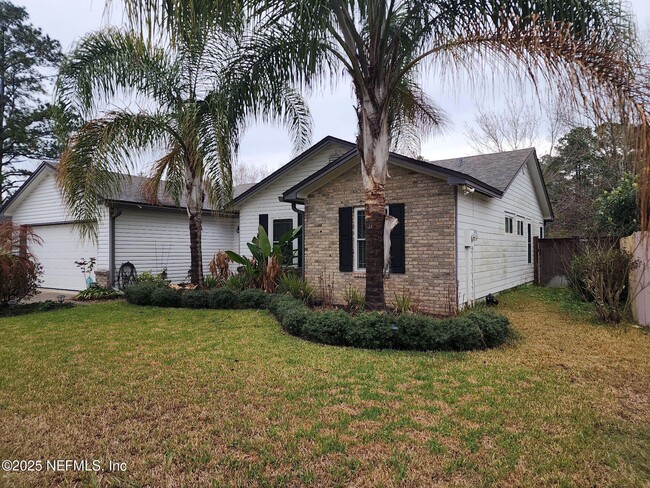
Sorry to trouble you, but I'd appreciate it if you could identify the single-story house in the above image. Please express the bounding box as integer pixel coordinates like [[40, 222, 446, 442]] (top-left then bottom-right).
[[0, 161, 242, 290], [281, 146, 553, 315], [1, 137, 553, 315]]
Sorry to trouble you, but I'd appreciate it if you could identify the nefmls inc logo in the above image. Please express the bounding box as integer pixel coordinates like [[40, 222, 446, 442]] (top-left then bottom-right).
[[46, 459, 101, 472]]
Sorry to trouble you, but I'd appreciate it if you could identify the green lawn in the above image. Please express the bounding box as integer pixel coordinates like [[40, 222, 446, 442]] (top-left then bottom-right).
[[1, 287, 649, 487]]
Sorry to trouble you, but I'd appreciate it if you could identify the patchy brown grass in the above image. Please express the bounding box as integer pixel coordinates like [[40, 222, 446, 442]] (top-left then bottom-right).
[[0, 286, 648, 487]]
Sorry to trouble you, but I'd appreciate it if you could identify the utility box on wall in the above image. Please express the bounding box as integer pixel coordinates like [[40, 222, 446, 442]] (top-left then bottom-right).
[[464, 229, 477, 248]]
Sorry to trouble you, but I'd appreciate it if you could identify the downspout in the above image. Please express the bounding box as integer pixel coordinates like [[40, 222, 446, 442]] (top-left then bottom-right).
[[109, 206, 122, 288], [291, 202, 305, 279]]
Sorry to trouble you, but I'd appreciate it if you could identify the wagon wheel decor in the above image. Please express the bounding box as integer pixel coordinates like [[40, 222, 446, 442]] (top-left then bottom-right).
[[117, 262, 137, 290]]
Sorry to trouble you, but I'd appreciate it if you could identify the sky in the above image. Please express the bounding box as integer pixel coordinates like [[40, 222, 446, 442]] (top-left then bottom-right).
[[13, 0, 650, 172]]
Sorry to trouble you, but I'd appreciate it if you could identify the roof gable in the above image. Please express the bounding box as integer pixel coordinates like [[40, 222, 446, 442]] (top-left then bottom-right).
[[230, 135, 355, 207], [0, 162, 57, 215], [426, 148, 534, 193]]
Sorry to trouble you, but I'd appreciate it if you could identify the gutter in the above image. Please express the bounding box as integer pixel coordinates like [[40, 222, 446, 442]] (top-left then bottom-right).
[[109, 205, 122, 287]]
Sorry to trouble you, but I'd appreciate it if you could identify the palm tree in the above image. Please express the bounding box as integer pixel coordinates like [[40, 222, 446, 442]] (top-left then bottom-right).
[[55, 26, 311, 287], [119, 0, 648, 308]]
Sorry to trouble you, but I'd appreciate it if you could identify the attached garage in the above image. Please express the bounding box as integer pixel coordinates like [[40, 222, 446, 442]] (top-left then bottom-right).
[[1, 162, 241, 290], [0, 164, 102, 291], [31, 223, 98, 290]]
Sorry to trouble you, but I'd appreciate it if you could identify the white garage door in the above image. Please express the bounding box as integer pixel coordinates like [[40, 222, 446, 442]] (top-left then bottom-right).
[[32, 224, 98, 291]]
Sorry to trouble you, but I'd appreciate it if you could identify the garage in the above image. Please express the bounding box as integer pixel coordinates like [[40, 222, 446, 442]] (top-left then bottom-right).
[[31, 224, 98, 290]]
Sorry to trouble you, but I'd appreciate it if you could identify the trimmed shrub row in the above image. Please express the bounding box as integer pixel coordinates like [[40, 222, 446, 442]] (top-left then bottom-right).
[[125, 282, 510, 351], [125, 282, 269, 310], [266, 294, 510, 352]]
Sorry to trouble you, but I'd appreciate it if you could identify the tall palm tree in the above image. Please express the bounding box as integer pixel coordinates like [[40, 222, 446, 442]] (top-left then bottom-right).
[[120, 0, 648, 308], [55, 26, 311, 287]]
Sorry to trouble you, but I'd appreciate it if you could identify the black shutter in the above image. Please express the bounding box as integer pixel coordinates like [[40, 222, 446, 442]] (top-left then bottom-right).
[[297, 212, 304, 269], [339, 207, 353, 272], [388, 203, 405, 274], [258, 214, 269, 235]]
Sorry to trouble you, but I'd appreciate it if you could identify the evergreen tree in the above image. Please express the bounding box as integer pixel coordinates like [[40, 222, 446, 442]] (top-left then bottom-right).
[[0, 1, 62, 203]]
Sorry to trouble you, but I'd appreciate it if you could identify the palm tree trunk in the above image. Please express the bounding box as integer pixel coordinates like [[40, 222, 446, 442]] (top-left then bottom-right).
[[185, 168, 204, 287], [358, 95, 390, 310], [188, 210, 203, 286]]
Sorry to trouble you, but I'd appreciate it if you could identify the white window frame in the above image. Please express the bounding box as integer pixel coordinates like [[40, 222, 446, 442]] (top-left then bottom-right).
[[353, 206, 389, 272], [504, 214, 514, 234], [517, 220, 524, 236], [353, 207, 366, 272]]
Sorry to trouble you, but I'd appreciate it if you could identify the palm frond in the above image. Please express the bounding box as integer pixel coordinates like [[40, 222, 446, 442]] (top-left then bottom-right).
[[56, 28, 182, 119], [142, 143, 185, 206], [389, 76, 447, 156], [56, 110, 173, 239], [116, 0, 245, 43]]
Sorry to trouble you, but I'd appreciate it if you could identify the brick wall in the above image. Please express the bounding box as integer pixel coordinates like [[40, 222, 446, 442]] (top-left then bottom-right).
[[304, 164, 457, 315]]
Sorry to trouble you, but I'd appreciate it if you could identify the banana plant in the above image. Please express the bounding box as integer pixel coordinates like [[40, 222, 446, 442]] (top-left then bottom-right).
[[226, 225, 301, 292]]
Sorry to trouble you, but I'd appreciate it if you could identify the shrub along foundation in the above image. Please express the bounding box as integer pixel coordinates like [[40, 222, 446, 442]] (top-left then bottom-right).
[[124, 282, 510, 352]]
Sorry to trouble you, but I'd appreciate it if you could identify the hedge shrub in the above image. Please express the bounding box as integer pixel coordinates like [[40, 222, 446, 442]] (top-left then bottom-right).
[[466, 311, 510, 348], [208, 287, 238, 309], [124, 283, 160, 306], [239, 288, 268, 309], [347, 312, 397, 349], [150, 287, 182, 308], [267, 294, 301, 322], [269, 295, 510, 351], [181, 289, 210, 309], [302, 310, 352, 346]]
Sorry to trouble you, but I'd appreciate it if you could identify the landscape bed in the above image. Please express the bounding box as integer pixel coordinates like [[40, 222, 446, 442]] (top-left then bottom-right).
[[0, 286, 648, 486], [124, 282, 511, 351]]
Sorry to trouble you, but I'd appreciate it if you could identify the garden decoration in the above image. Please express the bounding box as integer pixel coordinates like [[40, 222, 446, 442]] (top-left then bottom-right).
[[117, 262, 137, 290], [74, 257, 96, 289]]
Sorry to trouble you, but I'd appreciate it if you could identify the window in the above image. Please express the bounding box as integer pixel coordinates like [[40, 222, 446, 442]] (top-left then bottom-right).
[[528, 224, 533, 264], [272, 219, 294, 265], [539, 225, 544, 238], [516, 220, 524, 236], [504, 216, 514, 234], [353, 206, 390, 271], [354, 208, 367, 271]]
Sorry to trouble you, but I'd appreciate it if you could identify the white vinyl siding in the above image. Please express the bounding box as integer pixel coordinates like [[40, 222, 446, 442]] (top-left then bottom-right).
[[9, 171, 75, 224], [113, 208, 237, 283], [236, 143, 349, 263], [457, 158, 545, 307]]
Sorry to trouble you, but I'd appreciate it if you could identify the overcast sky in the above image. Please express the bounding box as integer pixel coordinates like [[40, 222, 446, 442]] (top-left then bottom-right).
[[14, 0, 650, 172]]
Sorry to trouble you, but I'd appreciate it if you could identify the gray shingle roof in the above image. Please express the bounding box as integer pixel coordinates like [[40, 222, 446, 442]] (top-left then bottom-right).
[[426, 148, 534, 193], [108, 174, 254, 209]]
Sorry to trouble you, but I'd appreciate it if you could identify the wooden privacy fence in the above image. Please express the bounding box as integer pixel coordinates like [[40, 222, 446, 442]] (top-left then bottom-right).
[[533, 237, 581, 287], [533, 236, 621, 287]]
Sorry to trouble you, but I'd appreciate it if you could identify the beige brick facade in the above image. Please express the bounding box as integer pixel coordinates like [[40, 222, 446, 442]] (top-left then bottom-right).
[[304, 164, 457, 315]]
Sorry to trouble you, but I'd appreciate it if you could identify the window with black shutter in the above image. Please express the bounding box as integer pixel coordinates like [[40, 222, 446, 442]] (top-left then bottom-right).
[[339, 205, 405, 273], [338, 207, 353, 272], [258, 214, 269, 236]]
